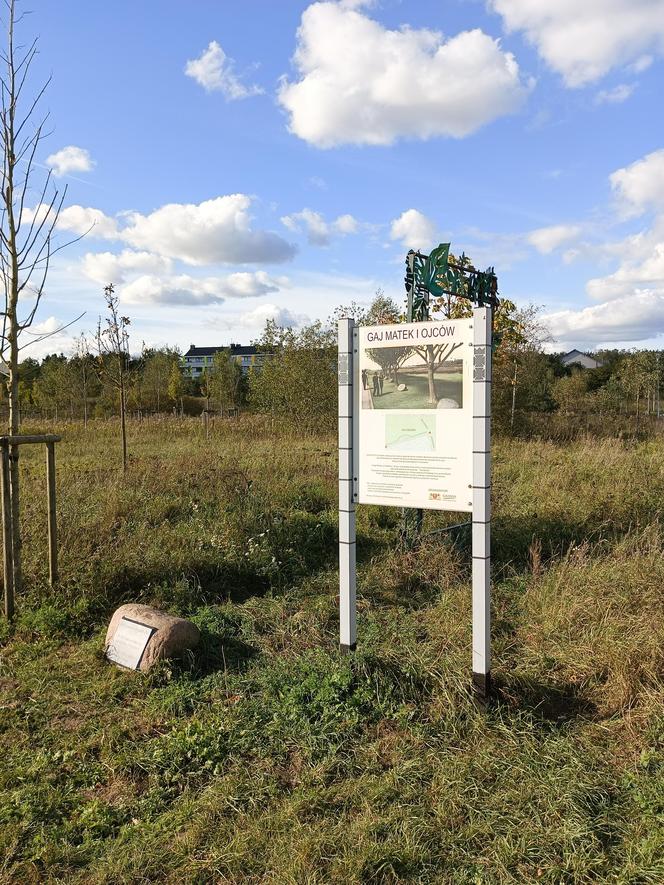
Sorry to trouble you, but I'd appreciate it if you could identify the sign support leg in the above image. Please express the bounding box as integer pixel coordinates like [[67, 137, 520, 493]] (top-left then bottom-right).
[[338, 318, 356, 652], [472, 306, 492, 699]]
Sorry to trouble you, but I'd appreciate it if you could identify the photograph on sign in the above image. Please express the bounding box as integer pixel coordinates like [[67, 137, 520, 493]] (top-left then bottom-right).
[[362, 350, 463, 411], [357, 319, 473, 512], [106, 617, 155, 670]]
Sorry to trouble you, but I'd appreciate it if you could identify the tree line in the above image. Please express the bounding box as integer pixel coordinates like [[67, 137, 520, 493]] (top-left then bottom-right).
[[8, 291, 664, 439], [248, 293, 664, 437], [11, 345, 250, 422]]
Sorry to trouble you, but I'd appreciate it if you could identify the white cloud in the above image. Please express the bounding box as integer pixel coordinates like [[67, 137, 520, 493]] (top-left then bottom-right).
[[280, 208, 361, 245], [19, 316, 77, 359], [81, 250, 173, 285], [21, 203, 51, 226], [46, 145, 95, 177], [33, 195, 295, 264], [237, 303, 309, 329], [548, 150, 664, 344], [595, 83, 636, 105], [22, 203, 118, 239], [527, 223, 581, 254], [586, 218, 664, 301], [27, 194, 293, 266], [334, 213, 359, 234], [122, 195, 296, 265], [390, 209, 437, 251], [629, 54, 653, 73], [184, 41, 263, 99], [563, 248, 581, 264], [223, 271, 289, 298], [57, 205, 119, 238], [281, 208, 330, 245], [278, 2, 531, 148], [610, 149, 664, 217], [121, 270, 285, 306], [545, 289, 664, 344], [489, 0, 664, 87]]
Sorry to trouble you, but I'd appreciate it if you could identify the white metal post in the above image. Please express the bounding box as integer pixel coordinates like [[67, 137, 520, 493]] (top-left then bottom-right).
[[472, 306, 492, 698], [338, 318, 357, 651]]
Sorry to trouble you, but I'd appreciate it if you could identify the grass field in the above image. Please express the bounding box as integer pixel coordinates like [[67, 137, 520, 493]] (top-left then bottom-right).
[[1, 416, 664, 883]]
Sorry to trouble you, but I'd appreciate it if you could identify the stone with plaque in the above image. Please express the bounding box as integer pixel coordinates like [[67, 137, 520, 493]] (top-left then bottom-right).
[[105, 604, 200, 672]]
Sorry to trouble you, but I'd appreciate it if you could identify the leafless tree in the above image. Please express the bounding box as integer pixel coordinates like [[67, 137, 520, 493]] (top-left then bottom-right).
[[94, 284, 130, 471], [0, 0, 68, 601], [73, 333, 91, 428]]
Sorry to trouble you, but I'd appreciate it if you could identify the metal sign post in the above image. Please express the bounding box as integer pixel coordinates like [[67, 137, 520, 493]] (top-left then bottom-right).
[[338, 317, 357, 653], [472, 306, 492, 698], [337, 243, 497, 700]]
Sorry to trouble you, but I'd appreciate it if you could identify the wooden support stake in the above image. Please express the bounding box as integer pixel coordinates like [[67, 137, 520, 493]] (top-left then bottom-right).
[[1, 443, 14, 620], [46, 441, 58, 586]]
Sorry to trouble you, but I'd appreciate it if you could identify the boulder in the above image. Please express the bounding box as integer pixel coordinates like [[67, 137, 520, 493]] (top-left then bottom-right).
[[105, 603, 200, 672], [436, 398, 460, 409]]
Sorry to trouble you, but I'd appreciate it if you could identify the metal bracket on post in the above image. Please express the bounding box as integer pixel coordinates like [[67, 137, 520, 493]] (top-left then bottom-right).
[[472, 306, 492, 700], [338, 318, 357, 653]]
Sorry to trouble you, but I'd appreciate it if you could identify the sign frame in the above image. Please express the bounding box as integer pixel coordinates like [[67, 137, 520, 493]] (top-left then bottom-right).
[[338, 306, 492, 699], [354, 318, 474, 513]]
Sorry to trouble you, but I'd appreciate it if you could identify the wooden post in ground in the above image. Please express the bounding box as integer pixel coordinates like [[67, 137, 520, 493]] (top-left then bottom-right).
[[0, 434, 60, 618], [46, 441, 58, 586], [1, 442, 14, 620]]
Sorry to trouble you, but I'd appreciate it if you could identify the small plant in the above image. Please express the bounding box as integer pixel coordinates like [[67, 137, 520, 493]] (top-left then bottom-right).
[[94, 284, 131, 471]]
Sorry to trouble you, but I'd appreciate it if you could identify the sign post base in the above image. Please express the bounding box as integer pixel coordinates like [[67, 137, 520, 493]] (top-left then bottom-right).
[[472, 670, 492, 701]]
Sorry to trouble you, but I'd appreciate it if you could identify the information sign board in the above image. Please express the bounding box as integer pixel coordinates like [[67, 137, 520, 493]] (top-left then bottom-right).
[[356, 318, 473, 511], [106, 617, 154, 670], [338, 306, 493, 698]]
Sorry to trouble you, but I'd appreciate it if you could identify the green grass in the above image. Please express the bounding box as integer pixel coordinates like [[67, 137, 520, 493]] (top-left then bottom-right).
[[1, 417, 664, 882], [370, 371, 463, 409]]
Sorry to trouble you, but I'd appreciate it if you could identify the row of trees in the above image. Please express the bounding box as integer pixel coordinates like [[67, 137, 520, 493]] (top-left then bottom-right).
[[15, 339, 247, 422], [245, 295, 664, 436], [16, 344, 187, 421], [12, 293, 664, 438], [550, 351, 662, 422], [11, 290, 664, 440]]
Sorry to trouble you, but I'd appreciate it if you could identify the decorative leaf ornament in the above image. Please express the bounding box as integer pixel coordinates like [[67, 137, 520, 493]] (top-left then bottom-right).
[[407, 243, 498, 319]]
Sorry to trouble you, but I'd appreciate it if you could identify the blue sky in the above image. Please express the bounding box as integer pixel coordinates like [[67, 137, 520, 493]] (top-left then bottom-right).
[[18, 0, 664, 356]]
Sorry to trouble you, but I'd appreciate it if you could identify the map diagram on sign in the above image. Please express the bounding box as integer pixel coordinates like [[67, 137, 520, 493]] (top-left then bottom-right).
[[385, 414, 436, 452]]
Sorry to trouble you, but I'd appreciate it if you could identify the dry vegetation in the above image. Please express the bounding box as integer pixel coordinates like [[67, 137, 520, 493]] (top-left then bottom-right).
[[0, 417, 663, 883]]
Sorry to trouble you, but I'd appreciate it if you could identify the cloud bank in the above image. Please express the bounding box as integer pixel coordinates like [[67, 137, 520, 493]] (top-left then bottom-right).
[[489, 0, 664, 86], [279, 1, 531, 147]]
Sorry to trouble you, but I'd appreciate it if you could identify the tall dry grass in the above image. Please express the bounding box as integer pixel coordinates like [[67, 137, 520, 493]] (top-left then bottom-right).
[[0, 417, 662, 883]]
